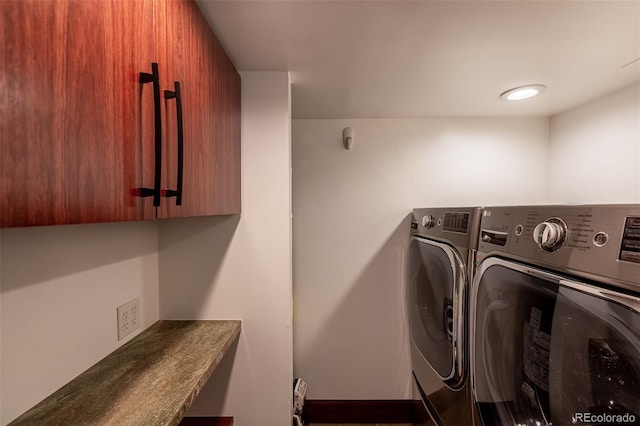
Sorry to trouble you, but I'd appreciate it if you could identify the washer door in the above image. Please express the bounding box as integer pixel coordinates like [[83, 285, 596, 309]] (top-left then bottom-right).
[[407, 236, 466, 388], [471, 257, 640, 426]]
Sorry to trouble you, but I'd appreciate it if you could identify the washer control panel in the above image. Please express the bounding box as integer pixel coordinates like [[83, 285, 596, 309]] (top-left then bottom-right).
[[478, 205, 640, 290]]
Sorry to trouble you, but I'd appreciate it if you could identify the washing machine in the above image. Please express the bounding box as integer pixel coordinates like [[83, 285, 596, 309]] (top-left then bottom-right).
[[471, 205, 640, 426], [407, 207, 482, 426]]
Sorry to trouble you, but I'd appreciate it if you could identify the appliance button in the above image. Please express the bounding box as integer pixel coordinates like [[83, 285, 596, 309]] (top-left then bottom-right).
[[620, 250, 640, 263], [515, 224, 523, 236], [421, 215, 435, 229], [533, 218, 568, 252], [622, 239, 640, 252], [625, 228, 640, 239], [593, 232, 608, 247], [625, 217, 640, 229]]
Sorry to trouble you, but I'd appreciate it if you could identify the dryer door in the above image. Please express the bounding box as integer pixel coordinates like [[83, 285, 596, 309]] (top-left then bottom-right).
[[407, 236, 466, 388], [471, 257, 640, 426]]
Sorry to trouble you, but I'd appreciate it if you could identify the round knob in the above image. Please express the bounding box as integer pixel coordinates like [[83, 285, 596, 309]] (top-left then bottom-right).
[[421, 215, 435, 228], [533, 218, 568, 252]]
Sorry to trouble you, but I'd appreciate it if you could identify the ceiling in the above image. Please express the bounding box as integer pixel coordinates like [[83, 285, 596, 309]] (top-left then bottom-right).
[[196, 0, 640, 119]]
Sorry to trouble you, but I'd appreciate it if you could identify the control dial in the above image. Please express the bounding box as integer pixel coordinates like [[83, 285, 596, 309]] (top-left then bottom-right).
[[533, 218, 568, 252], [421, 215, 436, 229]]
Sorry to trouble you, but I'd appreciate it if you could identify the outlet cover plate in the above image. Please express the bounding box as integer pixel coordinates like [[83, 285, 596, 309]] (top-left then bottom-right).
[[117, 297, 141, 341]]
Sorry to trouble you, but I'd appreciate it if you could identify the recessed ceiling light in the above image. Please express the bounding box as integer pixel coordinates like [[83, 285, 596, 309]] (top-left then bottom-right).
[[500, 84, 547, 101]]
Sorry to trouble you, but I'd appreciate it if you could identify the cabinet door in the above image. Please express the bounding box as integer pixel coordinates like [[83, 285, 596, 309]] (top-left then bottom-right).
[[157, 0, 241, 219], [0, 0, 157, 227]]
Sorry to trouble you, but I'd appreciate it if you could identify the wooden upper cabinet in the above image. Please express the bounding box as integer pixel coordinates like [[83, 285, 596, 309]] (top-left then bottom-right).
[[0, 0, 240, 228], [157, 0, 241, 219], [0, 0, 158, 227]]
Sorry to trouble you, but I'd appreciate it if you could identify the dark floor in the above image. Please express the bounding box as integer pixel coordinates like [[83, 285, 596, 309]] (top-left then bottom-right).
[[307, 424, 413, 426]]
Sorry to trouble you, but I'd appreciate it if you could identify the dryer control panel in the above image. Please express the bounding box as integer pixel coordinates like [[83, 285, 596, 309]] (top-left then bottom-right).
[[411, 207, 482, 251], [478, 205, 640, 290]]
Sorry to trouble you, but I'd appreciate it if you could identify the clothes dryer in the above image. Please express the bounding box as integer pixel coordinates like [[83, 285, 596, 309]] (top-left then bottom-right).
[[407, 207, 482, 426], [471, 205, 640, 426]]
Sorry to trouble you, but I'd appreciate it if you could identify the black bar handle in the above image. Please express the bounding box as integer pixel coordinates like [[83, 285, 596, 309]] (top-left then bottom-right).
[[136, 63, 162, 207], [161, 81, 183, 206]]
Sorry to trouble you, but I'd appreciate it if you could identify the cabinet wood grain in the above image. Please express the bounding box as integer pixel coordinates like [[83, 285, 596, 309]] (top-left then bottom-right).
[[1, 0, 240, 227], [157, 0, 241, 219], [1, 0, 158, 227]]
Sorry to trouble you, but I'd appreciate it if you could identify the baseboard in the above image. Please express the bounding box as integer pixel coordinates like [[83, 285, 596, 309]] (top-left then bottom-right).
[[179, 417, 233, 426], [303, 399, 416, 423]]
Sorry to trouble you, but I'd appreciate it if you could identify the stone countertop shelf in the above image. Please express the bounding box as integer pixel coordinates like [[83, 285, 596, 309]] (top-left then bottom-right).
[[9, 320, 242, 426]]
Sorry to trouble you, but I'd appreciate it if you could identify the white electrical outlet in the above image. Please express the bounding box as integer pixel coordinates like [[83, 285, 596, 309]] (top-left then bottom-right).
[[117, 297, 141, 341]]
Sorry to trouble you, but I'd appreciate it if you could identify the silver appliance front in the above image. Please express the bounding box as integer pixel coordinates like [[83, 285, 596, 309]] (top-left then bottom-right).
[[471, 205, 640, 426], [408, 228, 477, 424], [408, 207, 481, 425], [408, 237, 466, 387]]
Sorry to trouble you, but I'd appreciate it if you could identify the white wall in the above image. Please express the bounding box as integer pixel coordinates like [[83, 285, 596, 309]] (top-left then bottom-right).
[[292, 118, 549, 399], [158, 72, 293, 426], [548, 82, 640, 203], [0, 221, 159, 425]]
